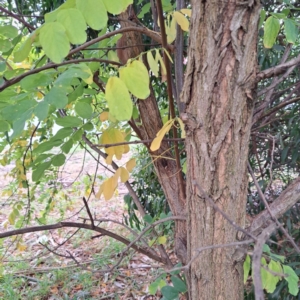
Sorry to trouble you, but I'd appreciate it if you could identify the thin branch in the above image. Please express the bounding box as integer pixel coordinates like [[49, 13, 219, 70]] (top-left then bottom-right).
[[0, 5, 35, 30], [94, 138, 185, 148], [0, 221, 166, 263], [256, 52, 300, 82], [248, 162, 300, 252], [68, 26, 173, 58], [252, 222, 278, 300], [156, 0, 186, 201], [82, 197, 94, 229], [0, 58, 121, 92]]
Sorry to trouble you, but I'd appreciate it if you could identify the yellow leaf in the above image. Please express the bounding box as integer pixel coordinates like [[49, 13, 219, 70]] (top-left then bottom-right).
[[176, 117, 186, 138], [126, 158, 136, 172], [100, 128, 126, 163], [36, 91, 44, 99], [119, 60, 150, 99], [163, 48, 173, 63], [124, 144, 130, 153], [100, 111, 109, 122], [102, 175, 118, 200], [147, 51, 159, 77], [8, 212, 15, 225], [166, 17, 176, 44], [150, 119, 174, 151], [17, 242, 27, 252], [173, 11, 190, 32], [120, 167, 129, 183], [157, 235, 167, 245], [180, 8, 191, 17], [95, 184, 104, 199]]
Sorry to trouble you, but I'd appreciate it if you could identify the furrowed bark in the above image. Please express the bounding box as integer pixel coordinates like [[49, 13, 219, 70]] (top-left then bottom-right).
[[181, 1, 260, 299]]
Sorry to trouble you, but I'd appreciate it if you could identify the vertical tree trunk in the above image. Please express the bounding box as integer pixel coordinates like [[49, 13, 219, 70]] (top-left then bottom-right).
[[182, 1, 260, 298]]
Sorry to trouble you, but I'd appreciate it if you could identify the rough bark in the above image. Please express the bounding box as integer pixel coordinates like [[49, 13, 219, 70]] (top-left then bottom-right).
[[181, 1, 260, 299]]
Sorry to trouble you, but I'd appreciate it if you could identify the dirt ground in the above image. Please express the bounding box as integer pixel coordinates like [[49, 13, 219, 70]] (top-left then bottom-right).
[[0, 149, 169, 299]]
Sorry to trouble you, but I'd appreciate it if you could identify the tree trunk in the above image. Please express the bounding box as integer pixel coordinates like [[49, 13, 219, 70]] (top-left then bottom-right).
[[181, 1, 260, 298]]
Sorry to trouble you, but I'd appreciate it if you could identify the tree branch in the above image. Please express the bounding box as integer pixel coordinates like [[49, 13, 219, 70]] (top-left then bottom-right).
[[249, 176, 300, 236], [0, 221, 166, 263], [0, 5, 35, 31], [0, 58, 121, 92], [256, 53, 300, 82]]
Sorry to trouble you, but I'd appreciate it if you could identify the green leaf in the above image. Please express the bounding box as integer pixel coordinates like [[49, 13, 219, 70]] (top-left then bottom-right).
[[259, 9, 266, 29], [119, 60, 150, 99], [147, 51, 159, 77], [45, 0, 76, 22], [138, 3, 151, 18], [32, 161, 52, 182], [20, 73, 53, 90], [34, 101, 50, 121], [283, 265, 299, 296], [244, 255, 251, 283], [262, 244, 271, 254], [39, 22, 70, 63], [82, 122, 94, 131], [51, 153, 66, 167], [284, 19, 298, 44], [0, 25, 18, 38], [45, 87, 68, 109], [171, 276, 187, 293], [57, 8, 87, 44], [14, 35, 33, 62], [149, 280, 160, 295], [61, 139, 73, 154], [264, 260, 281, 293], [102, 0, 124, 14], [105, 76, 133, 121], [0, 38, 12, 52], [75, 102, 93, 119], [0, 61, 6, 72], [161, 286, 179, 300], [122, 0, 133, 10], [76, 0, 108, 30], [263, 16, 280, 49], [143, 214, 153, 224], [33, 140, 62, 154], [0, 120, 10, 132], [56, 116, 82, 127]]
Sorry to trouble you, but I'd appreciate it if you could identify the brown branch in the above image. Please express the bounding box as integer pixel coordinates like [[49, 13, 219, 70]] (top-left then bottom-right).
[[94, 138, 185, 148], [0, 5, 35, 31], [0, 58, 121, 92], [82, 197, 94, 229], [68, 26, 173, 58], [256, 52, 300, 82], [252, 222, 278, 300], [249, 176, 300, 237], [156, 0, 186, 201], [0, 221, 165, 263]]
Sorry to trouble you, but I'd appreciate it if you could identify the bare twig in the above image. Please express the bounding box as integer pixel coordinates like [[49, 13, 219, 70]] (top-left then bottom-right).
[[0, 5, 35, 30], [248, 162, 300, 252], [82, 197, 95, 229]]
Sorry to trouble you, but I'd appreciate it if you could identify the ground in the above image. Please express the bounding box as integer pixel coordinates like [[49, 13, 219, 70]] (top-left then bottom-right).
[[0, 149, 175, 299]]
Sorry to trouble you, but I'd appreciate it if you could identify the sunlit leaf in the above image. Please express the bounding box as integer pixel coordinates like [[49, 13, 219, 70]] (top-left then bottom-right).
[[105, 76, 133, 121], [102, 0, 123, 14], [120, 167, 129, 182], [119, 60, 150, 99], [39, 22, 70, 63], [147, 51, 159, 77], [157, 235, 167, 245], [173, 11, 190, 31], [76, 0, 108, 30], [0, 25, 18, 38], [243, 255, 251, 284], [57, 8, 87, 44], [180, 8, 191, 17], [150, 119, 174, 151], [263, 16, 280, 49], [126, 158, 136, 172]]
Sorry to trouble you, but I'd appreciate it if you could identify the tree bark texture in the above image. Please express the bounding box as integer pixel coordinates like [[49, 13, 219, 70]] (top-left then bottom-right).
[[181, 1, 260, 299]]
